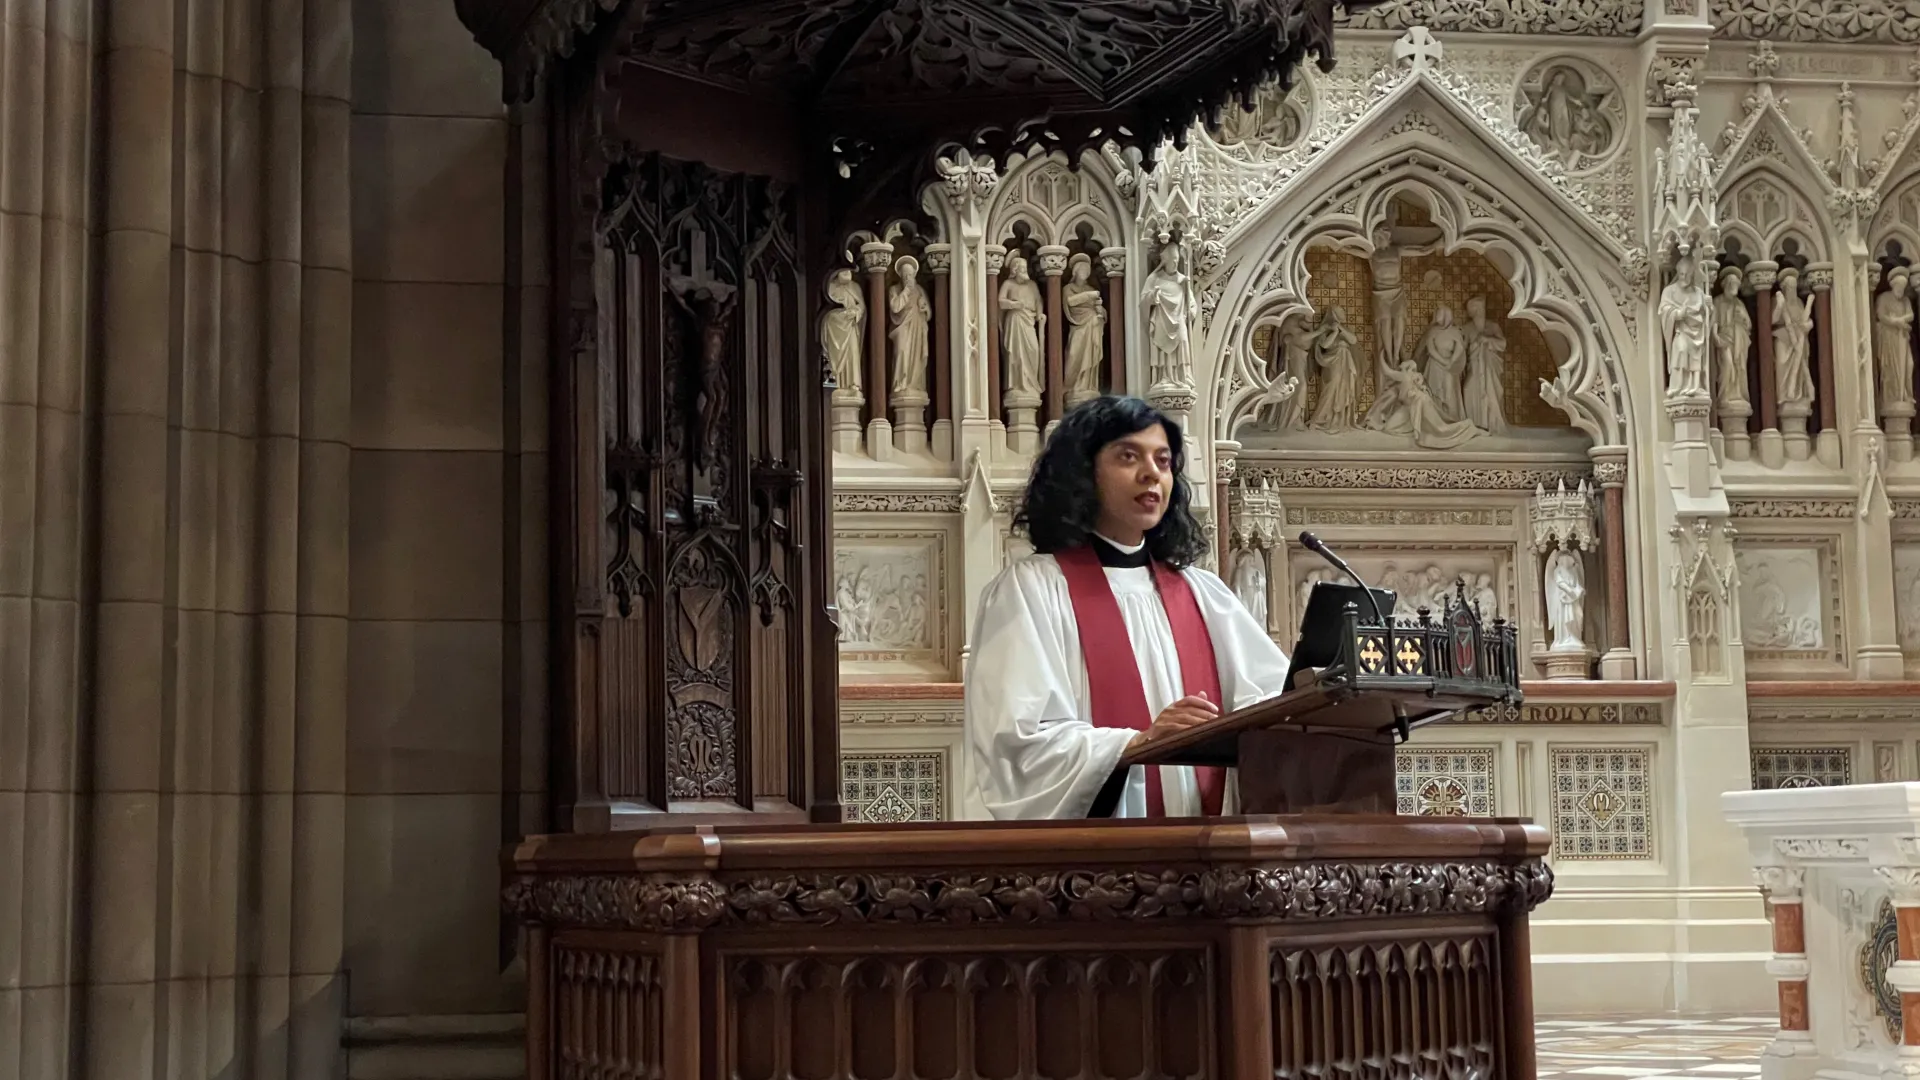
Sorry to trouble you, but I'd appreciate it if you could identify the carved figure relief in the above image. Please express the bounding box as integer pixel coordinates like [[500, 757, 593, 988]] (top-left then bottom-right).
[[1297, 557, 1505, 621], [1659, 252, 1711, 401], [1367, 219, 1442, 372], [674, 286, 739, 472], [1062, 253, 1106, 406], [1711, 269, 1752, 410], [1545, 548, 1588, 651], [888, 255, 931, 402], [1735, 547, 1825, 651], [1893, 544, 1920, 651], [1874, 269, 1915, 411], [1515, 60, 1621, 171], [834, 551, 932, 650], [1141, 243, 1197, 389], [1366, 358, 1486, 450], [1462, 296, 1509, 434], [999, 256, 1045, 402], [1259, 314, 1315, 430], [1773, 275, 1816, 412], [1212, 82, 1306, 151], [1412, 306, 1469, 420], [822, 268, 866, 397], [1230, 547, 1269, 631], [1307, 307, 1360, 431], [667, 543, 739, 800]]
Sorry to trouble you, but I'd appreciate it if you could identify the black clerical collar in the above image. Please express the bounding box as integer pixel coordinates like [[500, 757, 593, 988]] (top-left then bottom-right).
[[1089, 534, 1150, 568]]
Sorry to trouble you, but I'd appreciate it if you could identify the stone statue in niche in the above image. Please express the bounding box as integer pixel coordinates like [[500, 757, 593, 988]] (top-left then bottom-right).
[[888, 255, 931, 402], [1140, 243, 1197, 389], [822, 268, 865, 397], [1462, 296, 1509, 434], [1307, 306, 1359, 431], [1230, 547, 1268, 630], [1658, 251, 1711, 401], [1258, 314, 1315, 430], [1710, 268, 1751, 411], [1874, 267, 1915, 410], [1411, 305, 1469, 421], [1517, 64, 1615, 168], [1062, 253, 1106, 407], [1544, 548, 1587, 651], [999, 256, 1045, 402], [1772, 272, 1816, 412], [1368, 220, 1441, 373]]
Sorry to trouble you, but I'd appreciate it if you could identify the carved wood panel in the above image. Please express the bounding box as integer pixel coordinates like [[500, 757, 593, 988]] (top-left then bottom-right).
[[722, 947, 1214, 1080], [554, 944, 667, 1080], [1269, 930, 1502, 1080], [582, 151, 808, 812]]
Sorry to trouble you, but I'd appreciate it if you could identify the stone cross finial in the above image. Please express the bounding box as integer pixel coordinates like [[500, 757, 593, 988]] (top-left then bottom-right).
[[1393, 26, 1443, 71]]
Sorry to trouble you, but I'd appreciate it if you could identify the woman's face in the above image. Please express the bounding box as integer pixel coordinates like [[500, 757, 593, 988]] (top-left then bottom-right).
[[1092, 424, 1175, 545]]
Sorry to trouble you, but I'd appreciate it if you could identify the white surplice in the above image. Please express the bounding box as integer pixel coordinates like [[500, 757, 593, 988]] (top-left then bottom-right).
[[962, 540, 1292, 820]]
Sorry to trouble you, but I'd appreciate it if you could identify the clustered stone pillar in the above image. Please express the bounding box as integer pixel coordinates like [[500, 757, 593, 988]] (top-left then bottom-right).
[[927, 244, 954, 459], [1101, 248, 1128, 396], [861, 241, 894, 456], [985, 245, 1006, 436], [1755, 866, 1814, 1060]]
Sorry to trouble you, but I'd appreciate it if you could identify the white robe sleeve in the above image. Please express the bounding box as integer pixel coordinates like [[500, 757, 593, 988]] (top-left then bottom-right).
[[1183, 568, 1293, 712], [963, 558, 1136, 821]]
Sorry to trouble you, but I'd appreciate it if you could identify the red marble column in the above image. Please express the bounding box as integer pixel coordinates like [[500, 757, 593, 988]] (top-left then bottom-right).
[[1102, 247, 1127, 396], [1881, 868, 1920, 1048], [1215, 464, 1234, 572], [927, 245, 952, 428], [1752, 264, 1780, 431], [1040, 245, 1069, 425], [1811, 275, 1837, 433], [1596, 458, 1630, 656], [860, 242, 893, 427], [1757, 866, 1812, 1056]]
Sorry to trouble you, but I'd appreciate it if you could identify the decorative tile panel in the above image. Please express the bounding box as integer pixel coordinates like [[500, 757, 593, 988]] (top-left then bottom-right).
[[1396, 747, 1497, 817], [1750, 746, 1852, 789], [842, 751, 946, 823], [1549, 747, 1653, 861]]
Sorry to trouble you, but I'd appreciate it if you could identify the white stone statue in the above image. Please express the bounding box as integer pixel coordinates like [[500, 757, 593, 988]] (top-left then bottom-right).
[[822, 268, 866, 396], [1710, 268, 1751, 410], [1874, 268, 1915, 410], [1545, 547, 1587, 650], [1307, 306, 1359, 432], [1260, 314, 1315, 430], [1230, 546, 1268, 630], [888, 255, 930, 400], [1462, 295, 1509, 434], [1772, 273, 1816, 411], [1412, 305, 1469, 421], [1372, 359, 1485, 450], [999, 256, 1045, 401], [1140, 244, 1196, 389], [1062, 253, 1106, 406], [1368, 221, 1441, 372], [1659, 252, 1711, 400]]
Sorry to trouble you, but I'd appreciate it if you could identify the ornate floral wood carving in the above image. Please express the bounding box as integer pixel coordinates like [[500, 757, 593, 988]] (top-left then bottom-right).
[[504, 859, 1555, 931]]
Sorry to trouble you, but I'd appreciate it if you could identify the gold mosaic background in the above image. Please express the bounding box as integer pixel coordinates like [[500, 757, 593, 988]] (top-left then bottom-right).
[[1249, 205, 1567, 430]]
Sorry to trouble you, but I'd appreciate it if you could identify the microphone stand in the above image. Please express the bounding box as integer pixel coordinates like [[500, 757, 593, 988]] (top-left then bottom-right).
[[1299, 531, 1410, 743]]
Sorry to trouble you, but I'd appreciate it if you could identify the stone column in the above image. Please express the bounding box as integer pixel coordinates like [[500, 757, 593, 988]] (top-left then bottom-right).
[[1102, 248, 1127, 396], [1214, 448, 1238, 572], [1591, 450, 1635, 680], [1039, 245, 1069, 432], [1809, 268, 1841, 467], [1751, 261, 1784, 466], [1877, 867, 1920, 1074], [984, 245, 1006, 449], [1755, 866, 1815, 1060], [860, 241, 894, 459], [926, 244, 953, 460]]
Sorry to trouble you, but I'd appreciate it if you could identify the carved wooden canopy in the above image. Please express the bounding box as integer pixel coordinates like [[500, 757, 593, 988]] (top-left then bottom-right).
[[457, 0, 1347, 154]]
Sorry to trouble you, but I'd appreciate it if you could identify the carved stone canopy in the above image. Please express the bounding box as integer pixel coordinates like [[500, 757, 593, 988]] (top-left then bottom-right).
[[457, 0, 1350, 159]]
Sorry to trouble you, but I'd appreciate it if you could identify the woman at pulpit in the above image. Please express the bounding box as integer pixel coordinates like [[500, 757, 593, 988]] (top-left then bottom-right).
[[963, 395, 1292, 821]]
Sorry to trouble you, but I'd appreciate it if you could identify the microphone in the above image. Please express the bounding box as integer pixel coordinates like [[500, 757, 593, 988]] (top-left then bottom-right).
[[1299, 531, 1389, 629]]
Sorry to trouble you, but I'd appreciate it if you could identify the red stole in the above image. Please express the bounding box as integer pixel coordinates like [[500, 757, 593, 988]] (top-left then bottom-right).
[[1054, 545, 1228, 817]]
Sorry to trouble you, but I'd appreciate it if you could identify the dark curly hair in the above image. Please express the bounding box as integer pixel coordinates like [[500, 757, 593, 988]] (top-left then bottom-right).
[[1012, 395, 1207, 569]]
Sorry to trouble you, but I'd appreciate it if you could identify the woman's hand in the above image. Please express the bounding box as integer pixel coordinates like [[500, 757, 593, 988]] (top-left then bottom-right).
[[1126, 694, 1220, 752]]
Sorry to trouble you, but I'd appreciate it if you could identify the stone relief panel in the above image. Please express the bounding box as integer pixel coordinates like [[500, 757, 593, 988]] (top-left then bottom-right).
[[842, 751, 947, 823], [1514, 57, 1626, 174], [1338, 0, 1643, 36], [1290, 544, 1513, 627], [834, 529, 953, 680], [1396, 747, 1498, 816], [1893, 542, 1920, 655], [1750, 746, 1853, 789], [1710, 0, 1920, 42], [1550, 746, 1653, 861], [1734, 540, 1844, 667]]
